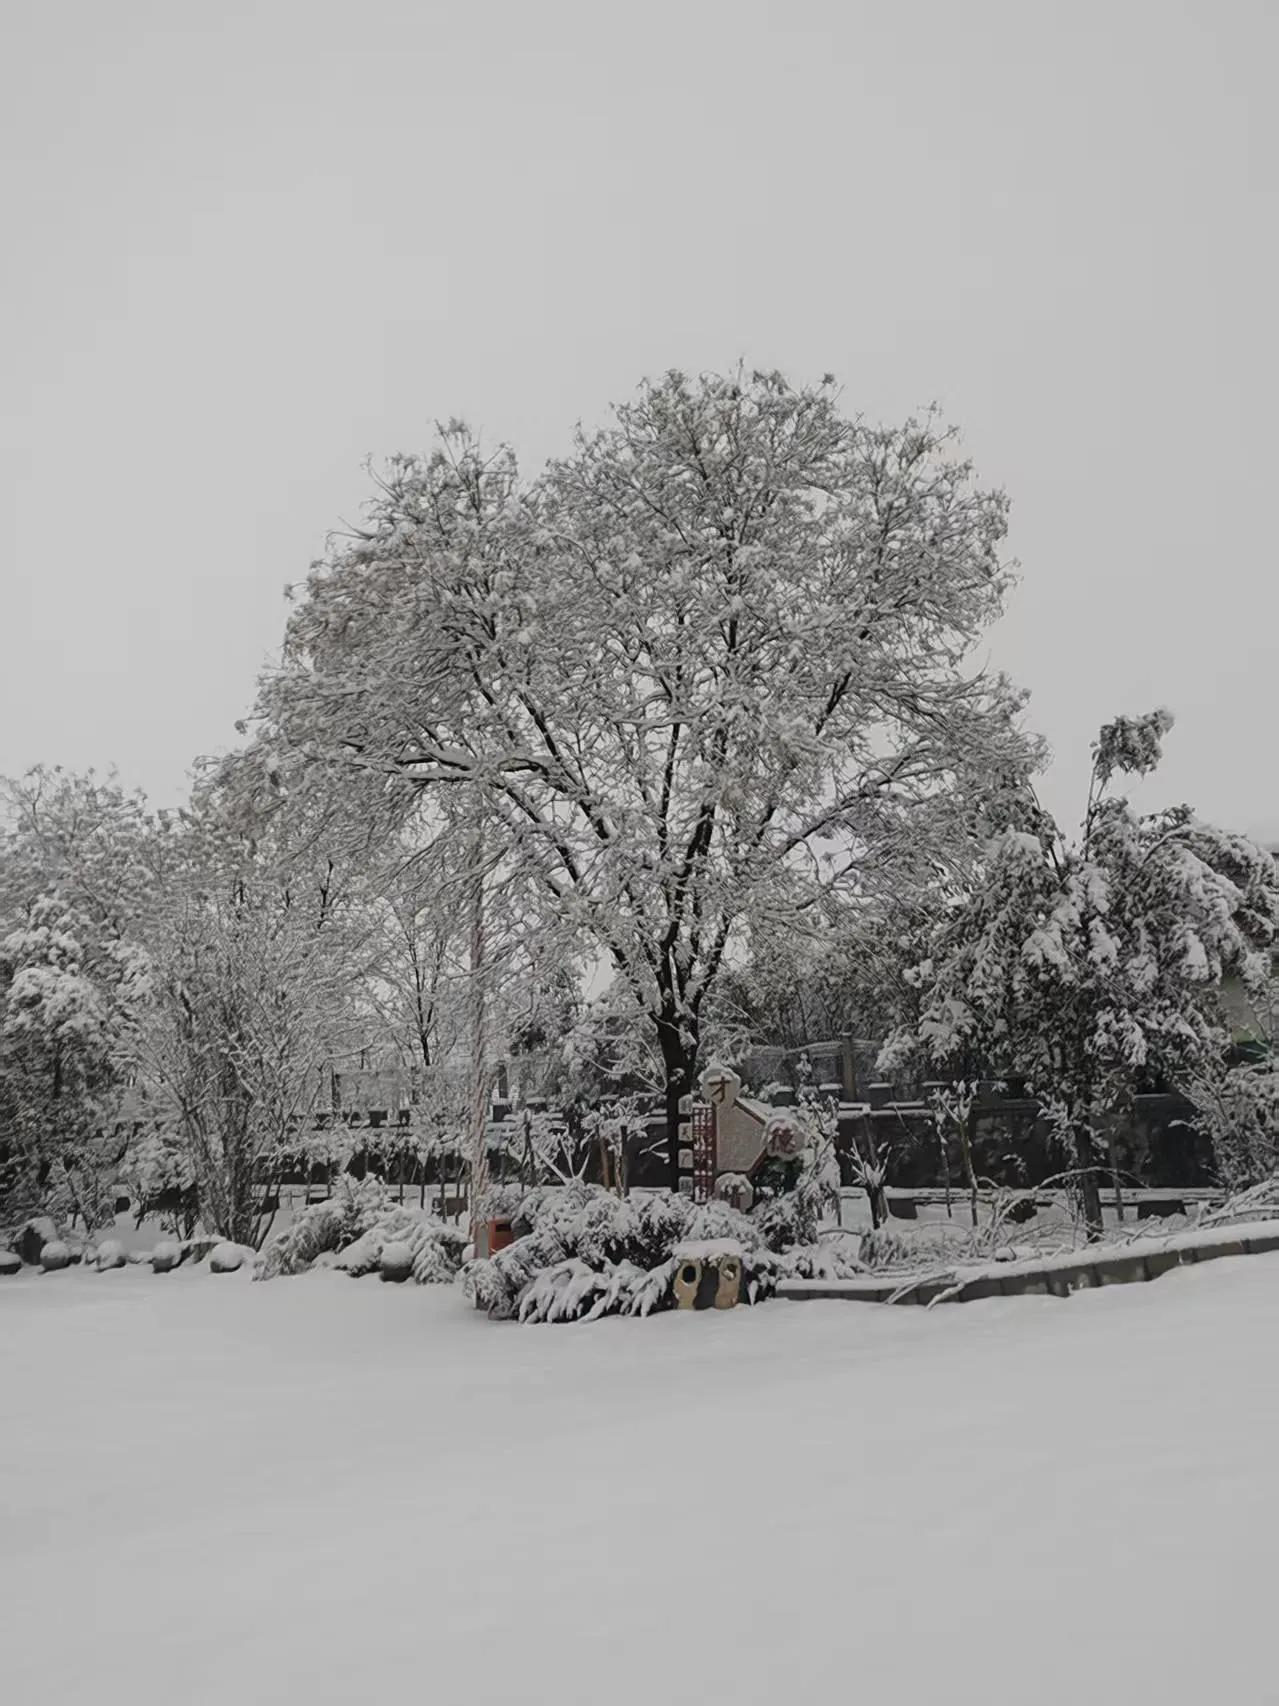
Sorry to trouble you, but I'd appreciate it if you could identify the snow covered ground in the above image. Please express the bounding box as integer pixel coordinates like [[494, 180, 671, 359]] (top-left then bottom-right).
[[3, 1256, 1276, 1704]]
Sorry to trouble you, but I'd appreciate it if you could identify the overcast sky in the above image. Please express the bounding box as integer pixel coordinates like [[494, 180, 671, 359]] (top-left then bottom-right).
[[3, 0, 1275, 843]]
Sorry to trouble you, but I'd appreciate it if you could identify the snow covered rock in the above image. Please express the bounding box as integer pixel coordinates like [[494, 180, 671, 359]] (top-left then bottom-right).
[[127, 1249, 152, 1265], [183, 1237, 222, 1266], [151, 1240, 181, 1274], [209, 1243, 247, 1274], [16, 1217, 58, 1266], [0, 1249, 22, 1275], [40, 1240, 72, 1272], [96, 1240, 126, 1271], [379, 1241, 415, 1283]]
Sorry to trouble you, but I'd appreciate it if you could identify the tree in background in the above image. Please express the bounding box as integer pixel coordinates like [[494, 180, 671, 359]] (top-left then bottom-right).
[[129, 811, 371, 1248], [0, 897, 135, 1226], [0, 769, 162, 1225], [249, 369, 1036, 1177], [882, 712, 1278, 1235]]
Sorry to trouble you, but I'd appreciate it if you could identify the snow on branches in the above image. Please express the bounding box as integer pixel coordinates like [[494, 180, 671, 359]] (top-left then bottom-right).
[[249, 369, 1038, 1162], [882, 711, 1279, 1229]]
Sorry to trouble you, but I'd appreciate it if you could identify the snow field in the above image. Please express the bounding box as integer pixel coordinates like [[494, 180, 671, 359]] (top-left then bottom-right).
[[2, 1254, 1276, 1705]]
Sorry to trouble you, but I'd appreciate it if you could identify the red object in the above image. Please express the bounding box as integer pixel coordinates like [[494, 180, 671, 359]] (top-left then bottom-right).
[[487, 1218, 515, 1255]]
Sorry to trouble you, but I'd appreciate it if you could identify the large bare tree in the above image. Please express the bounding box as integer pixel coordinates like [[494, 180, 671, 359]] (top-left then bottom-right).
[[250, 369, 1034, 1178]]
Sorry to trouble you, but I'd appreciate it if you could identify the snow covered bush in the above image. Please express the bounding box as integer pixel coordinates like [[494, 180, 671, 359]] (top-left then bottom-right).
[[333, 1205, 467, 1285], [777, 1233, 865, 1282], [462, 1181, 782, 1322], [1185, 1054, 1278, 1192], [883, 711, 1279, 1235], [255, 1173, 392, 1278]]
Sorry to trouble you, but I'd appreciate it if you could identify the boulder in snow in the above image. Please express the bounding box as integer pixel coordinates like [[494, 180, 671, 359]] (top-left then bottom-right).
[[151, 1240, 181, 1274], [209, 1243, 246, 1274], [127, 1248, 152, 1265], [0, 1249, 22, 1276], [96, 1240, 127, 1271], [40, 1240, 72, 1272], [379, 1241, 415, 1283], [16, 1217, 58, 1266], [182, 1237, 221, 1266]]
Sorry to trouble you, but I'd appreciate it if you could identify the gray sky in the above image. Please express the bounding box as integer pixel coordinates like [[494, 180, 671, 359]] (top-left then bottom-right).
[[3, 0, 1276, 843]]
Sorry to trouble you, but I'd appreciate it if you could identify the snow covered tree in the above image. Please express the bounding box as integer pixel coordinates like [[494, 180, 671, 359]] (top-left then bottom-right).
[[247, 369, 1035, 1177], [883, 711, 1279, 1234], [0, 898, 136, 1225], [0, 769, 163, 1224], [129, 808, 371, 1247]]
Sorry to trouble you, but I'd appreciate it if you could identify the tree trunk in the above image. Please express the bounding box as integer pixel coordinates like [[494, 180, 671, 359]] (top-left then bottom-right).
[[466, 826, 492, 1239], [961, 1104, 981, 1230], [1106, 1121, 1125, 1224], [656, 1014, 697, 1192], [1074, 1122, 1105, 1241]]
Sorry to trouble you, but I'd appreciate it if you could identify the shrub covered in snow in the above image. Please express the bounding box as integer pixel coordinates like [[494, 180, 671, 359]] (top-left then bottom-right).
[[40, 1240, 71, 1272], [210, 1242, 248, 1273], [776, 1233, 865, 1283], [96, 1239, 126, 1271], [255, 1179, 467, 1288], [255, 1174, 394, 1279], [334, 1207, 468, 1286], [0, 1248, 22, 1275], [463, 1182, 783, 1322]]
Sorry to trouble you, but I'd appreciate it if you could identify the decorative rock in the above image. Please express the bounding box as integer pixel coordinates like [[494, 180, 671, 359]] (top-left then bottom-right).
[[17, 1217, 58, 1266], [0, 1249, 22, 1275], [40, 1240, 72, 1272], [96, 1240, 127, 1271], [151, 1240, 181, 1274], [208, 1242, 245, 1273], [713, 1172, 755, 1214], [379, 1241, 415, 1283], [763, 1111, 806, 1161]]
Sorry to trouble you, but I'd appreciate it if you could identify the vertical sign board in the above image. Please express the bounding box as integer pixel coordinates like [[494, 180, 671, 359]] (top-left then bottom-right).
[[691, 1103, 716, 1203]]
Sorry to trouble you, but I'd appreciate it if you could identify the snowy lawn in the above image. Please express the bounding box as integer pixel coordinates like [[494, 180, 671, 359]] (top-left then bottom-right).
[[3, 1257, 1276, 1705]]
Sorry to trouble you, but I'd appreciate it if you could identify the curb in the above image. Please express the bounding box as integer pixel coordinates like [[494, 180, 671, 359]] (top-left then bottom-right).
[[778, 1224, 1279, 1307]]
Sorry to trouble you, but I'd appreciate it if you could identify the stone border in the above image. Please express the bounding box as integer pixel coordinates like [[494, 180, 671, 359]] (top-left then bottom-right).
[[777, 1220, 1279, 1307]]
